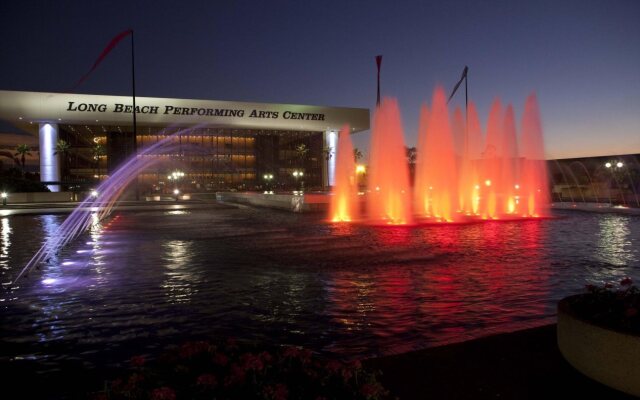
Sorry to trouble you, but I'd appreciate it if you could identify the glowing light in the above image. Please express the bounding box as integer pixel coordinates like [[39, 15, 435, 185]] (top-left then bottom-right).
[[616, 162, 623, 168], [485, 180, 491, 187], [42, 278, 57, 285], [90, 190, 98, 198], [605, 162, 612, 168], [356, 165, 366, 174], [62, 261, 75, 266], [1, 192, 6, 199], [515, 184, 520, 190], [173, 189, 180, 195]]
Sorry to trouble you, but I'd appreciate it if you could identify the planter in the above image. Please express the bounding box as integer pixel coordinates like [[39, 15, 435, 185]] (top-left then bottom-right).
[[557, 295, 640, 396]]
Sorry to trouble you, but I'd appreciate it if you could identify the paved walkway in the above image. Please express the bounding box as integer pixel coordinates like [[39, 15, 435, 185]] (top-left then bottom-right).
[[365, 324, 636, 399]]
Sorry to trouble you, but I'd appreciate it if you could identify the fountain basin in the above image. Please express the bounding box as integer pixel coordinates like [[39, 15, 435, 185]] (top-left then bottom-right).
[[557, 295, 640, 397]]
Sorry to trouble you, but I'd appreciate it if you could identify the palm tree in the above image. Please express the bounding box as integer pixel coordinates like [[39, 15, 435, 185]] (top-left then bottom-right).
[[91, 143, 106, 178], [322, 146, 333, 189], [54, 139, 72, 181], [353, 148, 363, 163], [295, 143, 308, 167], [14, 144, 32, 176], [406, 146, 417, 185]]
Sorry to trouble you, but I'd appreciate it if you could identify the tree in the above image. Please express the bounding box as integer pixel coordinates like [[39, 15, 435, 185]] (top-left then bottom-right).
[[91, 143, 106, 178], [406, 146, 417, 185], [54, 139, 72, 181], [14, 144, 32, 176], [295, 143, 308, 167], [353, 148, 363, 163], [322, 146, 333, 189]]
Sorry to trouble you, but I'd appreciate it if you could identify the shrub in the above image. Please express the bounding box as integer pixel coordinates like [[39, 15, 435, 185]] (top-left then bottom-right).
[[568, 278, 639, 334], [92, 339, 392, 400]]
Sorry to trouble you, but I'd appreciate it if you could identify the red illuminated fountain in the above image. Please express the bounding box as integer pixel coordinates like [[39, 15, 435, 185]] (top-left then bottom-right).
[[330, 125, 359, 222], [367, 98, 413, 224], [329, 88, 549, 225]]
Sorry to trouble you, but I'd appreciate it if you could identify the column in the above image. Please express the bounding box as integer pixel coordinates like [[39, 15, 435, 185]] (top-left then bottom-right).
[[324, 130, 337, 188], [39, 123, 60, 192]]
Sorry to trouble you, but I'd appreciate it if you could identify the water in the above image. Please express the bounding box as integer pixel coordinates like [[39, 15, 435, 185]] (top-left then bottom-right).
[[1, 207, 639, 370], [342, 89, 549, 224]]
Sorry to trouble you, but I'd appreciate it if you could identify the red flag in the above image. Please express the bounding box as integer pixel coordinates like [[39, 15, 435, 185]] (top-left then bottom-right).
[[68, 29, 133, 92]]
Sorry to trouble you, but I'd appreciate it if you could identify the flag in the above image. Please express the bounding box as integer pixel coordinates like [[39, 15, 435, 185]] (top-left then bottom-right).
[[68, 29, 133, 92], [448, 65, 468, 103]]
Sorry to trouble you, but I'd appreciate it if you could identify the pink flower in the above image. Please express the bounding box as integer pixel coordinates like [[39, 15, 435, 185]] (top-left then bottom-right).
[[212, 352, 229, 366], [150, 386, 176, 400], [283, 346, 300, 359], [299, 349, 313, 364], [240, 352, 265, 371], [341, 367, 353, 382], [179, 341, 210, 359], [621, 277, 633, 286], [224, 364, 246, 386], [360, 383, 383, 398], [130, 355, 146, 367], [326, 360, 342, 374], [196, 373, 217, 387], [259, 350, 273, 364], [263, 383, 288, 400]]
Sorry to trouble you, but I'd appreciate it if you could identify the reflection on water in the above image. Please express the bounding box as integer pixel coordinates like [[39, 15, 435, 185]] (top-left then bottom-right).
[[162, 240, 198, 304], [1, 217, 11, 280], [0, 208, 638, 369], [597, 216, 633, 266]]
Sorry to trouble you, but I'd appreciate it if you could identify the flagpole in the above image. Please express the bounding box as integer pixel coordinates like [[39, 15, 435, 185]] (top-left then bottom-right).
[[376, 55, 382, 107], [131, 30, 139, 201]]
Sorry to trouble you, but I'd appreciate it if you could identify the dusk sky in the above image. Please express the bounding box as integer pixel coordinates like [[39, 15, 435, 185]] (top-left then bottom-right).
[[1, 0, 638, 160]]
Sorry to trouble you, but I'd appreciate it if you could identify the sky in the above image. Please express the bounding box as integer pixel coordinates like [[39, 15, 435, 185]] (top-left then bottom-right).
[[0, 0, 638, 160]]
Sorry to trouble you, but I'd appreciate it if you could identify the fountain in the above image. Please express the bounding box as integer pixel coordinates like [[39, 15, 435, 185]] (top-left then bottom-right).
[[329, 125, 358, 222], [11, 128, 200, 284], [330, 88, 550, 224], [367, 98, 413, 224]]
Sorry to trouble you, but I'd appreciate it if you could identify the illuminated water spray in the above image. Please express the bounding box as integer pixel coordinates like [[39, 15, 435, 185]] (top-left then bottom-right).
[[330, 125, 358, 222]]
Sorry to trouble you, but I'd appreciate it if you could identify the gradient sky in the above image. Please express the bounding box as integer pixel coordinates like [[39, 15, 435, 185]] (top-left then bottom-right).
[[0, 0, 638, 160]]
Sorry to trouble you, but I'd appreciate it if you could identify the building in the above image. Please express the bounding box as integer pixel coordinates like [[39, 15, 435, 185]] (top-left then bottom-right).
[[0, 90, 369, 193], [548, 154, 640, 206]]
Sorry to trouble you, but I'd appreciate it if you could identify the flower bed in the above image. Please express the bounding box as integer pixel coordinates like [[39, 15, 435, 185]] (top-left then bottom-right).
[[91, 339, 392, 400], [557, 278, 640, 396]]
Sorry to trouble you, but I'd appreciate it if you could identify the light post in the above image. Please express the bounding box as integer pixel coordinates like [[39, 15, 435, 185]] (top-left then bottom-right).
[[605, 161, 625, 205], [167, 170, 185, 197], [173, 188, 180, 201], [292, 170, 304, 193], [1, 192, 7, 206], [263, 173, 274, 194]]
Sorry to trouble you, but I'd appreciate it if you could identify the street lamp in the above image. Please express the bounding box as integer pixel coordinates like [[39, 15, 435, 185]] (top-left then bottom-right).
[[1, 192, 7, 206], [292, 170, 304, 193], [173, 188, 180, 201], [90, 189, 98, 198], [263, 173, 274, 194]]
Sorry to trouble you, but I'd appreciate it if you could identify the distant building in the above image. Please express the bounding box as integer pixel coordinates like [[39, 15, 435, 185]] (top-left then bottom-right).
[[0, 90, 369, 193], [548, 154, 640, 206]]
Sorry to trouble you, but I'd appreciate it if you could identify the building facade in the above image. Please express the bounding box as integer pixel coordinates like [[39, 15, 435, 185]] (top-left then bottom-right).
[[0, 90, 369, 193]]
